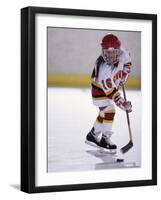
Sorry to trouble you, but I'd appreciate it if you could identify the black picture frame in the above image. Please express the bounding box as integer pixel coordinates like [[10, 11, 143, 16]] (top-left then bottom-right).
[[21, 6, 157, 193]]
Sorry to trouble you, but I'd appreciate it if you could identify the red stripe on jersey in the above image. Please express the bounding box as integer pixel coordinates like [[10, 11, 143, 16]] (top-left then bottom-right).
[[124, 62, 132, 68], [91, 84, 106, 97], [92, 87, 105, 96], [106, 88, 118, 99], [104, 113, 115, 120], [99, 106, 107, 111], [91, 83, 119, 100]]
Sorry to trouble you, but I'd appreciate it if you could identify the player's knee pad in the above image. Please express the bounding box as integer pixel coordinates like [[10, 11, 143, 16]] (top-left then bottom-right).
[[96, 114, 104, 124], [100, 104, 116, 123]]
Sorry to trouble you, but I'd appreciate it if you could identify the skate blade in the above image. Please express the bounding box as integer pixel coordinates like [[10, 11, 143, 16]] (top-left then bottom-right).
[[99, 148, 117, 154], [85, 140, 99, 148]]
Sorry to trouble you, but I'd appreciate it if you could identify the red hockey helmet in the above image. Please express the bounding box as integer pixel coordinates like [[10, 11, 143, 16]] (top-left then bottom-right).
[[101, 34, 121, 65], [101, 34, 121, 49]]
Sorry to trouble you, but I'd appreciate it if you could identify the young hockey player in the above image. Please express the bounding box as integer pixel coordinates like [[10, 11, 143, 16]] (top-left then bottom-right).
[[86, 34, 132, 153]]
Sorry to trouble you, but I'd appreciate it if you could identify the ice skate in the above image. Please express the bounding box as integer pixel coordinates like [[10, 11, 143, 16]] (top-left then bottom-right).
[[98, 135, 117, 154], [85, 127, 100, 148]]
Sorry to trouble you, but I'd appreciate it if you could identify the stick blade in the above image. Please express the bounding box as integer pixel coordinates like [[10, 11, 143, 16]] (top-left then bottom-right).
[[121, 141, 133, 154]]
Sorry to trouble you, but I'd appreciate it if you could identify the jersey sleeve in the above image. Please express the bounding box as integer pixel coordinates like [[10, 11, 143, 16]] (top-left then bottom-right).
[[120, 48, 132, 77], [122, 49, 132, 69]]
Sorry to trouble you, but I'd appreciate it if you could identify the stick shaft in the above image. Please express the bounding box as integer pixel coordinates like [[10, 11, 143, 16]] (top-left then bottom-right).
[[122, 85, 133, 141]]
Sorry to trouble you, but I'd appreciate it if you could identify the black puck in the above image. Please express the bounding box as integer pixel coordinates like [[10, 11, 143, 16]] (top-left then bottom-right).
[[116, 158, 124, 162]]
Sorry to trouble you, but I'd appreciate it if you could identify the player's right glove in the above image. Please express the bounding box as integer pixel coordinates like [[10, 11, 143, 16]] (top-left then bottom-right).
[[114, 95, 132, 112]]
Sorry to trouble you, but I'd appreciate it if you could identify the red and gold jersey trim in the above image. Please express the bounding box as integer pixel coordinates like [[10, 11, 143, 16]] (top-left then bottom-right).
[[91, 79, 119, 100]]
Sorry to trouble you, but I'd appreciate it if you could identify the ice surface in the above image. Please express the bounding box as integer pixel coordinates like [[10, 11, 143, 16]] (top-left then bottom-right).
[[48, 88, 141, 173]]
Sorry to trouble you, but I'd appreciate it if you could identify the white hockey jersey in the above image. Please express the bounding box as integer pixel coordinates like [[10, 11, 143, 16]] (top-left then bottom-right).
[[91, 48, 132, 107]]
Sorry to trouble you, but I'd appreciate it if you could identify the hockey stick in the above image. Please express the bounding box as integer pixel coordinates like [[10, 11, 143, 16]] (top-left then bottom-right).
[[120, 84, 133, 153]]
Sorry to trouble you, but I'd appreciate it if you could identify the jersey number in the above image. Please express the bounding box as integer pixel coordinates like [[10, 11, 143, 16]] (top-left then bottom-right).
[[102, 78, 112, 89]]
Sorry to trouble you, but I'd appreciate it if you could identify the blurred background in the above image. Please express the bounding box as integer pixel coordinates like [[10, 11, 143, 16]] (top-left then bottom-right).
[[47, 27, 141, 89], [47, 28, 141, 172]]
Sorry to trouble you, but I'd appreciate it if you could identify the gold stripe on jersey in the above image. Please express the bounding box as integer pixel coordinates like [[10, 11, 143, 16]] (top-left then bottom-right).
[[104, 109, 116, 114], [96, 118, 103, 124], [105, 88, 115, 96], [91, 79, 119, 100], [92, 96, 107, 100], [91, 79, 102, 89], [92, 79, 115, 96], [103, 119, 113, 123]]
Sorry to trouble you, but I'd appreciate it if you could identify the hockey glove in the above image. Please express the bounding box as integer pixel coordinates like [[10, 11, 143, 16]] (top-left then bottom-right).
[[119, 66, 131, 86], [114, 95, 132, 112]]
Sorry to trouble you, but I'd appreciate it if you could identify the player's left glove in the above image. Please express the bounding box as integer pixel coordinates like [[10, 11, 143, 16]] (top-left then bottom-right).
[[119, 66, 131, 86], [114, 95, 132, 112]]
